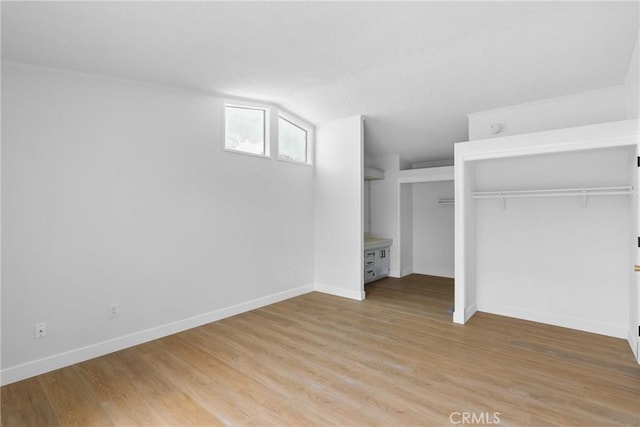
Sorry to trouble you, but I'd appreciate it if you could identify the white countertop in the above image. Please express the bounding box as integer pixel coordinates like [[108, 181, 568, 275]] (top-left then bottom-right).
[[364, 236, 393, 250]]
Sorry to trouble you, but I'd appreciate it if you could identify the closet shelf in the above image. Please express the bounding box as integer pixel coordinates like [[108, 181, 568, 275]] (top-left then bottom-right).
[[471, 186, 634, 208]]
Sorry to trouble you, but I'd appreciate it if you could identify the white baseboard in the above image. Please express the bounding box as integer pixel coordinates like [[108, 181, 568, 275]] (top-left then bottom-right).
[[1, 284, 314, 386], [452, 302, 476, 324], [465, 302, 478, 322], [413, 268, 455, 279], [477, 302, 627, 339], [628, 329, 639, 363], [314, 283, 365, 301], [400, 268, 414, 277]]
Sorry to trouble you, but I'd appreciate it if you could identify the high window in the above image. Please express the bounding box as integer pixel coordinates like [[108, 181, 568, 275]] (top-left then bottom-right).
[[224, 105, 268, 157], [278, 116, 308, 164]]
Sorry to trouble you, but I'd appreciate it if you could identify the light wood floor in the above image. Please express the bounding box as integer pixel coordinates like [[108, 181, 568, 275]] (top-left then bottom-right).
[[2, 274, 639, 426]]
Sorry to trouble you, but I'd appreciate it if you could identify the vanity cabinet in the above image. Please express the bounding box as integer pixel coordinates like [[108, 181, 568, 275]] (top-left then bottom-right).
[[364, 239, 391, 284]]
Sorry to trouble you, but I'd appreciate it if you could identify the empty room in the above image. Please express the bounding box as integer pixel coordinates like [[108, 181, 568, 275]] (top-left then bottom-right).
[[2, 1, 639, 426]]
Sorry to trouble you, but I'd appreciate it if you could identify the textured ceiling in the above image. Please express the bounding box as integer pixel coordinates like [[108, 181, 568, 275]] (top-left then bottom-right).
[[2, 1, 638, 163]]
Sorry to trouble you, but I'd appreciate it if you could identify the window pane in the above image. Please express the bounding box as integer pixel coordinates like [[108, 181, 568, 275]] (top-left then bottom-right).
[[225, 106, 265, 155], [279, 117, 307, 163]]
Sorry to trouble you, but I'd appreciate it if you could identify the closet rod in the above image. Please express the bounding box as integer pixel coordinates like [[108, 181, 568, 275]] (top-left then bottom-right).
[[472, 186, 633, 209], [471, 186, 633, 199]]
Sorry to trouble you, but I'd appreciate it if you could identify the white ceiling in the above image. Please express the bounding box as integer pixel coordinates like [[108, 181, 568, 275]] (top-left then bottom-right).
[[2, 1, 638, 163]]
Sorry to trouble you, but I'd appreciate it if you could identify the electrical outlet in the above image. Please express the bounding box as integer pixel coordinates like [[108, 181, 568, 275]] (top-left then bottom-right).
[[109, 304, 119, 318], [35, 322, 47, 338]]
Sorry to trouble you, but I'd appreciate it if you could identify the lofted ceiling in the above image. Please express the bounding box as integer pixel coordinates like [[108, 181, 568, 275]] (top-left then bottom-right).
[[2, 1, 638, 164]]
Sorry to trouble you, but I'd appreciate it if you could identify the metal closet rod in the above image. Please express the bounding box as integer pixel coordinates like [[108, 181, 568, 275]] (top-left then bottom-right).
[[471, 186, 634, 199], [437, 186, 633, 206]]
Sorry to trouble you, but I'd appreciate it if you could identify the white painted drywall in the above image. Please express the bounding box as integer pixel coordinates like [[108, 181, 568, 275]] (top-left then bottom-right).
[[452, 158, 478, 323], [368, 154, 401, 277], [363, 181, 371, 234], [626, 33, 639, 120], [314, 115, 364, 300], [468, 86, 629, 141], [629, 142, 639, 360], [1, 63, 315, 383], [399, 183, 413, 277], [412, 181, 455, 278]]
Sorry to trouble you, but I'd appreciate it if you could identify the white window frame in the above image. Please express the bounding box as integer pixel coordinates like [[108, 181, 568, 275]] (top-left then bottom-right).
[[277, 110, 313, 166], [223, 101, 271, 159]]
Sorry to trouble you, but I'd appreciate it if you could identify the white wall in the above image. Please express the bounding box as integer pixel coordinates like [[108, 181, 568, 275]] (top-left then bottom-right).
[[626, 33, 639, 120], [399, 184, 413, 277], [363, 181, 371, 234], [631, 142, 640, 360], [1, 63, 315, 384], [469, 31, 639, 140], [314, 115, 364, 300], [368, 154, 401, 277], [412, 181, 454, 278], [474, 147, 633, 338], [468, 86, 629, 141]]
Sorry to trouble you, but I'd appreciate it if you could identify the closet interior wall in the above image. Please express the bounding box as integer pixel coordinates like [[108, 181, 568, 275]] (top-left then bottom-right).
[[364, 181, 371, 234], [412, 181, 455, 278], [473, 146, 634, 338]]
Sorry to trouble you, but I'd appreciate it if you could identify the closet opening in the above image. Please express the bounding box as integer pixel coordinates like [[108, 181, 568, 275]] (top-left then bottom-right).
[[454, 119, 639, 362], [389, 166, 456, 315]]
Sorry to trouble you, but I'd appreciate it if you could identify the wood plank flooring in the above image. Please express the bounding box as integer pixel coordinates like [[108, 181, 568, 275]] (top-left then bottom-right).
[[2, 274, 639, 426]]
